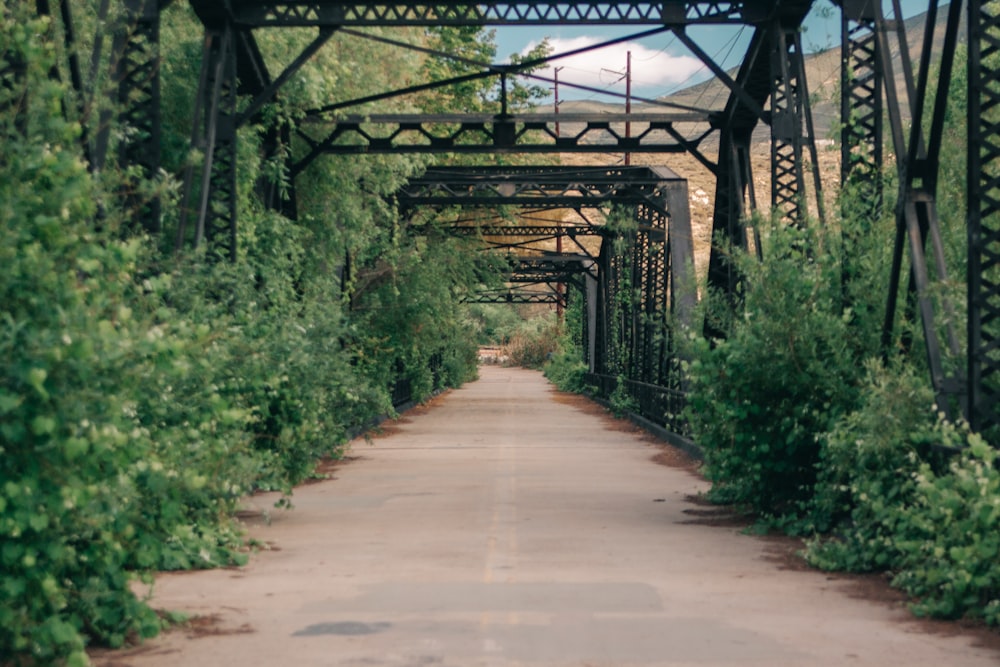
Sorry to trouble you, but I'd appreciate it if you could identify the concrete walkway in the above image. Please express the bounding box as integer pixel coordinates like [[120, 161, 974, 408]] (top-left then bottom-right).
[[91, 366, 999, 667]]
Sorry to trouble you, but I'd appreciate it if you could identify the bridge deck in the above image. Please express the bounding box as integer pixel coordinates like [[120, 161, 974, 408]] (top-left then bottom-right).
[[90, 367, 999, 666]]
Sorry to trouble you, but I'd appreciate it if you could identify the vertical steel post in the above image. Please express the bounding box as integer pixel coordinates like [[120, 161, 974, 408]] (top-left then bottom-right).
[[769, 22, 823, 226], [184, 24, 239, 261], [968, 0, 1000, 434], [840, 0, 884, 300], [875, 0, 964, 416], [117, 0, 163, 235], [704, 26, 771, 324], [88, 0, 163, 233], [705, 128, 752, 335], [625, 50, 632, 166]]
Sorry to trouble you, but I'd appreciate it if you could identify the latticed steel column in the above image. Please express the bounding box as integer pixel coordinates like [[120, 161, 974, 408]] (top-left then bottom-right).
[[704, 128, 754, 333], [769, 23, 824, 226], [968, 0, 1000, 434], [88, 0, 165, 233], [840, 0, 884, 304], [185, 25, 239, 261], [594, 240, 614, 377], [633, 207, 665, 385], [115, 0, 163, 234], [840, 0, 883, 212]]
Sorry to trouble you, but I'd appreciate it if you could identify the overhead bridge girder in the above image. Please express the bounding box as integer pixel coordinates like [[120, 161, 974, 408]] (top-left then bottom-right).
[[506, 254, 597, 282], [448, 225, 604, 238], [293, 113, 711, 162], [465, 290, 565, 305], [399, 165, 688, 209], [223, 0, 755, 27]]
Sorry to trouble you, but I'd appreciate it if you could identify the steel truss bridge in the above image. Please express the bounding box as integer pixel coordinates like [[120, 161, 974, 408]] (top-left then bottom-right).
[[24, 0, 1000, 442]]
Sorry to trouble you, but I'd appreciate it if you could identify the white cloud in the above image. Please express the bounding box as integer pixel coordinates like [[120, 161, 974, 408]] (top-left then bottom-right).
[[520, 36, 705, 97]]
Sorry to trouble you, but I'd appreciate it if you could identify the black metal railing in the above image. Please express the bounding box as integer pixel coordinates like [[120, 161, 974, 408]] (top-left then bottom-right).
[[583, 372, 690, 439]]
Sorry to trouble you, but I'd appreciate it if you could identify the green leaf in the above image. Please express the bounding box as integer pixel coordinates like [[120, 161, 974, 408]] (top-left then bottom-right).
[[26, 367, 49, 400], [28, 513, 49, 532], [30, 416, 57, 436], [0, 391, 23, 415]]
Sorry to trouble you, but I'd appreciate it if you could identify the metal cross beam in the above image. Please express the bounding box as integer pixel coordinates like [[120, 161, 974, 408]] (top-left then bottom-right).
[[220, 0, 757, 27], [448, 225, 604, 237], [465, 289, 566, 305], [398, 165, 688, 208], [292, 113, 711, 161], [506, 254, 597, 282]]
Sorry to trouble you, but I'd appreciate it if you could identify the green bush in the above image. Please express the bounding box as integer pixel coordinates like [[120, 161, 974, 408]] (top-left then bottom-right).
[[502, 313, 561, 368], [0, 15, 252, 660], [808, 382, 1000, 626], [890, 425, 1000, 625], [544, 346, 591, 393], [685, 219, 867, 525], [806, 362, 935, 571]]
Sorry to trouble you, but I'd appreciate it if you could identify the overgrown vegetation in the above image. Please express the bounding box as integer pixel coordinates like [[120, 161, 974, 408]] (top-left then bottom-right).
[[683, 45, 1000, 627], [686, 216, 877, 527], [0, 3, 546, 664]]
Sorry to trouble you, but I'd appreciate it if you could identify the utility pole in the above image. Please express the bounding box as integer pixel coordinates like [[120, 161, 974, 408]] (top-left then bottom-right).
[[625, 50, 632, 166], [553, 66, 564, 138], [553, 66, 565, 318], [602, 54, 633, 166]]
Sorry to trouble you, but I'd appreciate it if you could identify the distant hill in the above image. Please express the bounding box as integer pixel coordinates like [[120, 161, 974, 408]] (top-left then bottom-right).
[[558, 6, 962, 141]]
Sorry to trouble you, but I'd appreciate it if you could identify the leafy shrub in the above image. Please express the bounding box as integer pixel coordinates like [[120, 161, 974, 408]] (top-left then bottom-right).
[[806, 362, 935, 571], [890, 425, 1000, 625], [0, 18, 158, 662], [0, 14, 260, 662], [544, 346, 591, 393], [805, 359, 1000, 628], [685, 219, 867, 524], [501, 313, 561, 368]]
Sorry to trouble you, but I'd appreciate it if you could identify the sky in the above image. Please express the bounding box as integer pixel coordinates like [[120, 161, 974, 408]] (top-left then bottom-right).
[[490, 0, 932, 102]]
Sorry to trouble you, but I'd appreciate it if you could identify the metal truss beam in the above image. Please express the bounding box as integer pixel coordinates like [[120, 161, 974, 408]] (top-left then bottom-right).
[[506, 254, 597, 282], [589, 175, 695, 390], [449, 225, 604, 237], [292, 113, 710, 163], [220, 0, 757, 27], [466, 289, 565, 305], [398, 165, 689, 208]]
